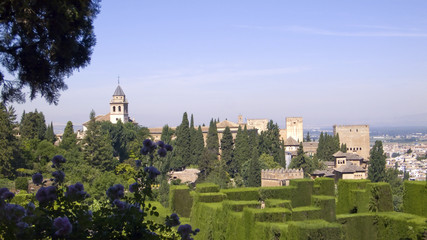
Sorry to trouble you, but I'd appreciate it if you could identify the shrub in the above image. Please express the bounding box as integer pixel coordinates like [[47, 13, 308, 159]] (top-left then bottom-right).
[[15, 177, 29, 191], [169, 185, 193, 217], [259, 186, 296, 200], [289, 179, 313, 207], [314, 177, 335, 196], [403, 181, 427, 217], [221, 187, 260, 201], [336, 179, 370, 214], [196, 183, 220, 193]]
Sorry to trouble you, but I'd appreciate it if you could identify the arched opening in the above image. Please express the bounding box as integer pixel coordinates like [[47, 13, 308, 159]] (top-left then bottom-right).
[[118, 106, 121, 112], [113, 106, 116, 112]]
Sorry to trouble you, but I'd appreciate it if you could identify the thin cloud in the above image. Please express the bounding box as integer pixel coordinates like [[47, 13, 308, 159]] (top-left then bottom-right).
[[235, 25, 427, 37]]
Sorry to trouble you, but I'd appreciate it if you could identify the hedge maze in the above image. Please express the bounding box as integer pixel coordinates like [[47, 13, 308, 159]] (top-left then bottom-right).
[[169, 178, 427, 239]]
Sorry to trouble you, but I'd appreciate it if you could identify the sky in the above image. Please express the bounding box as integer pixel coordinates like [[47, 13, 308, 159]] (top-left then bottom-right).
[[10, 1, 427, 131]]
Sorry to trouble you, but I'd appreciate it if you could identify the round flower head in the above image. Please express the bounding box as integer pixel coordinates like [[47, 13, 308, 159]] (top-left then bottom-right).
[[52, 171, 65, 183], [36, 186, 57, 204], [51, 155, 66, 168], [65, 182, 88, 201], [157, 141, 165, 148], [135, 160, 142, 167], [3, 204, 26, 223], [143, 139, 153, 148], [2, 191, 15, 200], [158, 148, 167, 157], [140, 146, 150, 155], [32, 173, 43, 185], [129, 182, 138, 193], [106, 184, 124, 201], [165, 144, 173, 152], [144, 166, 161, 179], [165, 213, 181, 227], [53, 216, 72, 236], [113, 199, 126, 210], [177, 224, 199, 240]]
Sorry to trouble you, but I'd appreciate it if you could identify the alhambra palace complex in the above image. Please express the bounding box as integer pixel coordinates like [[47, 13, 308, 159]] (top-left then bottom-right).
[[84, 85, 371, 184]]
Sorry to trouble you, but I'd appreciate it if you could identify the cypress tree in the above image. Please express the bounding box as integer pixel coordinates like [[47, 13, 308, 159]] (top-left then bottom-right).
[[368, 140, 386, 182], [305, 132, 311, 142], [160, 124, 175, 144], [0, 104, 20, 178], [289, 143, 313, 177], [340, 143, 347, 153], [60, 121, 77, 150], [246, 146, 261, 187], [221, 126, 235, 176], [258, 120, 284, 166], [173, 112, 191, 169], [234, 126, 250, 175], [206, 119, 219, 155], [189, 114, 198, 165], [20, 110, 47, 140], [45, 122, 56, 144], [193, 126, 205, 166], [83, 110, 115, 171]]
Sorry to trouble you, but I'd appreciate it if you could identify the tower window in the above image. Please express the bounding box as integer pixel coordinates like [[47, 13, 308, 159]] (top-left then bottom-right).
[[113, 106, 116, 112], [119, 106, 121, 112]]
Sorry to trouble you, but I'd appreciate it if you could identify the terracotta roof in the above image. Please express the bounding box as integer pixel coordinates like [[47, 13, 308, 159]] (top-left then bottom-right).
[[113, 85, 125, 96], [334, 163, 365, 173], [82, 113, 110, 126], [333, 151, 364, 160], [284, 137, 299, 146], [216, 120, 239, 128]]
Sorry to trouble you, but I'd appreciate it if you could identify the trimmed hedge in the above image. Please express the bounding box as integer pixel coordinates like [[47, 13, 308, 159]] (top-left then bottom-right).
[[265, 199, 292, 210], [314, 177, 335, 196], [244, 207, 292, 223], [259, 186, 296, 200], [337, 212, 427, 240], [289, 179, 313, 207], [285, 220, 343, 240], [403, 181, 427, 217], [169, 185, 192, 217], [196, 183, 220, 193], [195, 192, 226, 203], [336, 179, 370, 214], [223, 200, 260, 212], [221, 187, 260, 201], [366, 182, 393, 212], [312, 195, 336, 222], [291, 206, 322, 221]]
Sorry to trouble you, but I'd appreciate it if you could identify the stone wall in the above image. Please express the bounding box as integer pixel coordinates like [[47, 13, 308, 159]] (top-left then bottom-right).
[[333, 125, 370, 159], [261, 168, 304, 186], [286, 117, 303, 143]]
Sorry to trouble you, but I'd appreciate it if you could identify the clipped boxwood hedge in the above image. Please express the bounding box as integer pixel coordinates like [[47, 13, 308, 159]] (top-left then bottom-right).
[[312, 195, 336, 222], [195, 192, 226, 203], [285, 220, 343, 240], [291, 206, 322, 221], [403, 181, 427, 217], [366, 182, 393, 212], [314, 177, 335, 196], [244, 207, 292, 223], [289, 179, 313, 207], [264, 199, 292, 210], [196, 183, 220, 193], [259, 186, 296, 200], [336, 179, 370, 214], [221, 187, 260, 201], [223, 200, 260, 212], [169, 185, 192, 217]]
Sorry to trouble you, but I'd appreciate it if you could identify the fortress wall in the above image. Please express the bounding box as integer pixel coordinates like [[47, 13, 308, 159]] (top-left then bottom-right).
[[333, 125, 370, 159]]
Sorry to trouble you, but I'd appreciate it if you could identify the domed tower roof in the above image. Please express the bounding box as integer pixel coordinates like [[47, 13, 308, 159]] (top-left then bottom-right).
[[113, 85, 125, 96]]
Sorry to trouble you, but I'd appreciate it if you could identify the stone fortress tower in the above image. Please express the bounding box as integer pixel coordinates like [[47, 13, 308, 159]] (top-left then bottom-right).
[[285, 117, 304, 143], [333, 125, 370, 160], [109, 85, 129, 124]]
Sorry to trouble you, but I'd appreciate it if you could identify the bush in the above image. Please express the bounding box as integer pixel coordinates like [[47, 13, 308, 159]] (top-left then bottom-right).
[[403, 181, 427, 217], [314, 177, 335, 196], [258, 186, 296, 200], [169, 185, 193, 217], [195, 192, 226, 203], [289, 179, 313, 207], [221, 187, 260, 201], [291, 206, 322, 221], [196, 183, 220, 193], [223, 200, 260, 212], [264, 199, 292, 210], [15, 177, 29, 191], [312, 195, 336, 222], [336, 179, 370, 214], [367, 182, 393, 212]]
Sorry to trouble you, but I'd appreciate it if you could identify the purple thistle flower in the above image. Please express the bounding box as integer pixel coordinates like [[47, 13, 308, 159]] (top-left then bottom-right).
[[135, 160, 142, 167], [144, 166, 161, 179], [52, 155, 66, 168], [65, 182, 88, 201], [0, 188, 9, 197], [129, 182, 138, 193], [177, 224, 199, 240], [165, 144, 173, 152], [112, 199, 126, 210], [106, 184, 124, 201], [32, 173, 43, 185], [165, 213, 181, 227], [3, 204, 26, 222], [140, 146, 150, 155], [157, 141, 165, 148], [158, 148, 167, 157], [53, 216, 72, 236], [36, 186, 57, 204], [143, 139, 153, 148], [52, 171, 65, 183], [2, 191, 14, 200]]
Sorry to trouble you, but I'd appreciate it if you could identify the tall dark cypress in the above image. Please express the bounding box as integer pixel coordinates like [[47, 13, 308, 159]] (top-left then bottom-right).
[[173, 112, 191, 169], [221, 126, 235, 176], [234, 126, 250, 176], [189, 114, 198, 165], [193, 126, 205, 165], [206, 119, 219, 155]]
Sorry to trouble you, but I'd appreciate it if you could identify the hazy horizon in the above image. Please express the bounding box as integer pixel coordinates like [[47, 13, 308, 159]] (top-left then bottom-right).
[[8, 1, 427, 129]]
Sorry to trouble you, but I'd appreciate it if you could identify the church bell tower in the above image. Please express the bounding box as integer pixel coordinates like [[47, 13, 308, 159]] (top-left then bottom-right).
[[110, 85, 129, 124]]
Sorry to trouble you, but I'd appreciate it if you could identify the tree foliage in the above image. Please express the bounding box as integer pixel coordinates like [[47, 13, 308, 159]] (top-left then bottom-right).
[[20, 110, 46, 140], [368, 140, 387, 182], [289, 143, 315, 177], [173, 112, 191, 169], [60, 121, 77, 151], [234, 126, 250, 175], [258, 120, 285, 166], [316, 132, 340, 161], [0, 103, 20, 178], [221, 127, 235, 177], [0, 0, 101, 104]]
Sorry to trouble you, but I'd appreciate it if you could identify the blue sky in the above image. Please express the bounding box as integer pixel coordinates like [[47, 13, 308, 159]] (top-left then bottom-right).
[[11, 1, 427, 130]]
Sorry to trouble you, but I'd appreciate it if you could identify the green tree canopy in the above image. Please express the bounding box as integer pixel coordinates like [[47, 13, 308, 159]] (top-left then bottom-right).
[[0, 103, 20, 178], [221, 126, 235, 176], [368, 140, 386, 182], [60, 121, 77, 151], [289, 143, 314, 177], [0, 0, 101, 104], [234, 126, 250, 175], [173, 112, 191, 169], [20, 110, 46, 140]]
